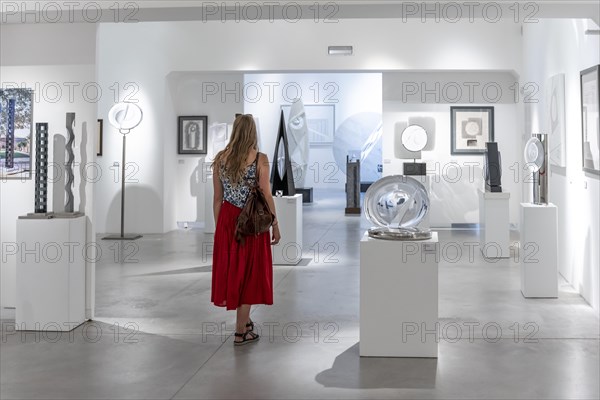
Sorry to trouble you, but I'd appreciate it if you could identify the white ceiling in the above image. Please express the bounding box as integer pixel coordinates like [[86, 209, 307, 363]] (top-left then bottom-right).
[[1, 1, 598, 24]]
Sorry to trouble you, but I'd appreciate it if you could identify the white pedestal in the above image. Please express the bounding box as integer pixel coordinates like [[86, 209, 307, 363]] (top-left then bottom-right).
[[272, 194, 303, 265], [204, 169, 215, 234], [478, 189, 510, 258], [520, 203, 558, 298], [16, 216, 87, 331], [360, 232, 439, 357]]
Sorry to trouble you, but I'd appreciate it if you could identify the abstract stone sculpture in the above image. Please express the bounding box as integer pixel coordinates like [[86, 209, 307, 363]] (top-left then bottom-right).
[[271, 110, 296, 196], [65, 112, 76, 213]]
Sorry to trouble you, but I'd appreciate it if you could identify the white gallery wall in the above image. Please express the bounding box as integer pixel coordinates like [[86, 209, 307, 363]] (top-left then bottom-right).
[[0, 23, 97, 312], [383, 71, 521, 227], [244, 72, 383, 191], [522, 19, 600, 313], [95, 18, 523, 233]]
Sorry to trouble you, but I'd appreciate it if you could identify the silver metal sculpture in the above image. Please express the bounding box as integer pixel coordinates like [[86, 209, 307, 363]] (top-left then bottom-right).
[[64, 112, 76, 213], [524, 133, 548, 204], [364, 175, 432, 240]]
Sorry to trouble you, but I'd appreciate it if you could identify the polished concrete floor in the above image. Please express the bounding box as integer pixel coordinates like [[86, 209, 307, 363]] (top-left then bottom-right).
[[2, 190, 599, 399]]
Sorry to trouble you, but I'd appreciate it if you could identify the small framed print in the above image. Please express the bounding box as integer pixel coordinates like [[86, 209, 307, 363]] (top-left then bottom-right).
[[97, 119, 103, 156], [450, 106, 495, 155], [178, 116, 207, 155]]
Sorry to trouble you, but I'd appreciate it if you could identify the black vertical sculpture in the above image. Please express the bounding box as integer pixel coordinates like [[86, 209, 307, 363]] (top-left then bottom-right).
[[6, 99, 16, 169], [345, 156, 361, 214], [35, 123, 49, 213], [271, 110, 296, 196], [65, 112, 75, 213]]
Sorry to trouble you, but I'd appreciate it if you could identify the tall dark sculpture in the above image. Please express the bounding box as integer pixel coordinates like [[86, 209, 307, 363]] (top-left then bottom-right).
[[345, 156, 361, 214], [484, 142, 502, 192], [271, 110, 296, 196], [35, 123, 49, 213], [6, 99, 16, 169], [65, 112, 75, 213]]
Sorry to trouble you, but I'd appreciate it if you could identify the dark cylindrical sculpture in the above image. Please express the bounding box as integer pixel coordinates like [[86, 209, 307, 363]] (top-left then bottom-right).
[[6, 99, 16, 169], [65, 112, 75, 213]]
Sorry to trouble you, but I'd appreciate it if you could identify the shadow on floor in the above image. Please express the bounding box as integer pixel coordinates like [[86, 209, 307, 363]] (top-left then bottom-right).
[[315, 343, 437, 389], [129, 265, 213, 277]]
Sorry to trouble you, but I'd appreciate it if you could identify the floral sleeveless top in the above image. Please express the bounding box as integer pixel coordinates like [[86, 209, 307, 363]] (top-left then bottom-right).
[[220, 159, 258, 208]]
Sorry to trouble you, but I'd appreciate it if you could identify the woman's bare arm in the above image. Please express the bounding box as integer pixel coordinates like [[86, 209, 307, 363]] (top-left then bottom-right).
[[213, 164, 224, 224], [257, 153, 281, 244]]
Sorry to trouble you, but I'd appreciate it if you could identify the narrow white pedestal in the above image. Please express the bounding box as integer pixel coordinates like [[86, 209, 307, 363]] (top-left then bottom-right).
[[478, 189, 510, 258], [272, 194, 303, 265], [360, 232, 439, 358], [520, 203, 558, 298], [16, 216, 87, 331]]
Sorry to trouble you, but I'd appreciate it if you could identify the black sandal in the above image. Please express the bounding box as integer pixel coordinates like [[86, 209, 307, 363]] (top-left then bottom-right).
[[234, 331, 259, 346], [246, 320, 254, 332]]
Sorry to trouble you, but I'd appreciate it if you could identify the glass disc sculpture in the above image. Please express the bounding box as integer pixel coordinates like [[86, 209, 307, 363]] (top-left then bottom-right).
[[524, 137, 544, 172], [401, 125, 428, 152], [364, 175, 432, 240]]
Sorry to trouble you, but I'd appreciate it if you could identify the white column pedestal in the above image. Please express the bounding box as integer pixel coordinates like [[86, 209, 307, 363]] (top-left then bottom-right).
[[478, 189, 511, 258], [360, 232, 439, 357], [520, 203, 558, 298], [272, 194, 303, 265], [16, 216, 87, 331]]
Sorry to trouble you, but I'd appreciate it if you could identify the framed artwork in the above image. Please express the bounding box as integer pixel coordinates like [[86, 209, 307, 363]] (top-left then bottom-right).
[[450, 106, 494, 155], [97, 119, 103, 156], [178, 116, 207, 155], [581, 65, 600, 175], [547, 73, 566, 167], [0, 88, 34, 179], [281, 104, 335, 146]]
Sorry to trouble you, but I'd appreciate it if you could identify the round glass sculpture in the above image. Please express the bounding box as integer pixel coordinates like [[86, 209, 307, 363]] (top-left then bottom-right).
[[524, 137, 544, 172], [401, 125, 428, 152], [364, 175, 432, 240], [108, 102, 143, 133]]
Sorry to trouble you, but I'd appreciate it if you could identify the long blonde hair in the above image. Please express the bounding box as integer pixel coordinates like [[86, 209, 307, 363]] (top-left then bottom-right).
[[212, 114, 258, 184]]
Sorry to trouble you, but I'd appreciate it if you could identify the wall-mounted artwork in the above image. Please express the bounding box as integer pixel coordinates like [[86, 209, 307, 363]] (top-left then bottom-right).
[[178, 116, 207, 155], [97, 119, 103, 157], [281, 104, 335, 146], [547, 74, 566, 167], [0, 88, 34, 179], [581, 65, 600, 175], [450, 106, 494, 155]]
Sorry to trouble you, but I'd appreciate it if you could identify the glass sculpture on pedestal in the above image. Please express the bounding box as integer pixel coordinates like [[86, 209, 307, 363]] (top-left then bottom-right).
[[364, 175, 432, 240], [524, 134, 548, 204]]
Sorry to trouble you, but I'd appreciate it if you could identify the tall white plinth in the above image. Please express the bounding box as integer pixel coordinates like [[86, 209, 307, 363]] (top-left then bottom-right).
[[273, 194, 303, 265], [16, 216, 87, 331], [478, 189, 511, 258], [360, 232, 439, 357], [520, 203, 558, 298]]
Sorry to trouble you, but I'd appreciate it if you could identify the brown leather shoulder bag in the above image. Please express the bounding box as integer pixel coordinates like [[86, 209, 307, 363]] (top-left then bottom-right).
[[235, 152, 275, 244]]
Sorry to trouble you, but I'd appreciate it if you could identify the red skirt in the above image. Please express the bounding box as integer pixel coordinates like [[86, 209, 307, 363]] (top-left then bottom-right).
[[211, 201, 273, 310]]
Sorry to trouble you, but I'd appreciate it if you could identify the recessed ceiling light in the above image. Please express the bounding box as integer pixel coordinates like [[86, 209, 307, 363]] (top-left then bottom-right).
[[328, 46, 353, 56]]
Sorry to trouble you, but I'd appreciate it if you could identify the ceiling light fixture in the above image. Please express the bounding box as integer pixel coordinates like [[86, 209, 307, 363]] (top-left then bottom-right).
[[328, 46, 353, 56]]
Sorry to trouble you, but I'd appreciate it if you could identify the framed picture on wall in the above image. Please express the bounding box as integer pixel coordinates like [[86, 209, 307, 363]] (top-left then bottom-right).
[[281, 104, 335, 146], [450, 106, 495, 155], [581, 65, 600, 175], [97, 119, 103, 156], [0, 88, 34, 179], [178, 116, 207, 155]]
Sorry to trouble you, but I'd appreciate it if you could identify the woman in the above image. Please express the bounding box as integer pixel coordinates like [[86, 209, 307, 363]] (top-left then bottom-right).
[[211, 114, 281, 346]]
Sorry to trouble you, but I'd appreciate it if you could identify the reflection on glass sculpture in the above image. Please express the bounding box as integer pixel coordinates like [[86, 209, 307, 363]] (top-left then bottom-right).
[[332, 112, 382, 183], [524, 134, 548, 204], [364, 175, 432, 240]]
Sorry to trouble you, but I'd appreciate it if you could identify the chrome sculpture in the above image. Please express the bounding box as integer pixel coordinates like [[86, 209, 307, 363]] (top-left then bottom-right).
[[524, 133, 548, 204], [364, 175, 432, 240]]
